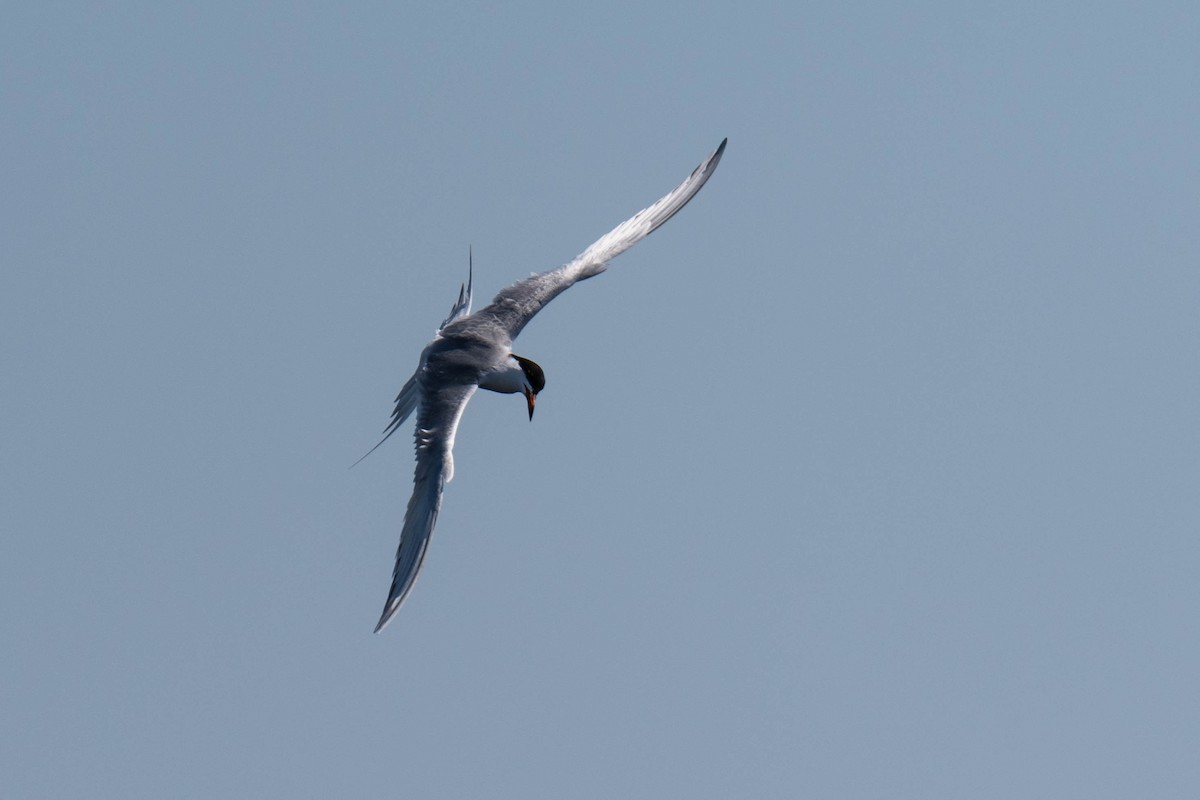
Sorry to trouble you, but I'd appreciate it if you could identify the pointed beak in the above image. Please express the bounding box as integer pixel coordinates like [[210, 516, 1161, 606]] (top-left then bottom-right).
[[524, 388, 537, 420]]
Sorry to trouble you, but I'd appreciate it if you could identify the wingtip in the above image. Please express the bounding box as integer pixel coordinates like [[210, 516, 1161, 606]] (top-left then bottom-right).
[[710, 138, 727, 166], [374, 600, 400, 634], [693, 138, 727, 180]]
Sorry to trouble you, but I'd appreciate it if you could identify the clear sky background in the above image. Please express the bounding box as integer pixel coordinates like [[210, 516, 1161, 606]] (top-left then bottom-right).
[[3, 2, 1198, 797]]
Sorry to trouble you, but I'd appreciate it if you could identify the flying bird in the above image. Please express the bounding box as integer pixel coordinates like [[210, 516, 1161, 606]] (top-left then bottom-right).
[[367, 139, 726, 632]]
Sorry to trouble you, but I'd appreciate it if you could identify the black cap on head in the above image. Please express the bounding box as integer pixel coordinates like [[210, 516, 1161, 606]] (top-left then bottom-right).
[[512, 355, 546, 393]]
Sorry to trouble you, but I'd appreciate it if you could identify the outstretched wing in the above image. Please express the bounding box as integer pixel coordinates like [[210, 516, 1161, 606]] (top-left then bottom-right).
[[374, 381, 477, 633], [472, 138, 726, 340]]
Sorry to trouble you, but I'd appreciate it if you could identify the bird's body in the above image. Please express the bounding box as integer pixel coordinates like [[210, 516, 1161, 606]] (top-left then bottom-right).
[[369, 139, 726, 632]]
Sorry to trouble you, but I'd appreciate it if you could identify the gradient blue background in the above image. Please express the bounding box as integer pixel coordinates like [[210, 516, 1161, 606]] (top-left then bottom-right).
[[4, 2, 1198, 797]]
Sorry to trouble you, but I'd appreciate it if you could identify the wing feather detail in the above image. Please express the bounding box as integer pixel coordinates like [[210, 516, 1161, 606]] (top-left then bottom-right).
[[373, 382, 477, 633], [472, 138, 726, 340]]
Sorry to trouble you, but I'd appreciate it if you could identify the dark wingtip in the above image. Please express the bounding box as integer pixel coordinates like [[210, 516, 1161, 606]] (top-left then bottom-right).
[[694, 138, 727, 179], [374, 600, 398, 633], [712, 138, 728, 165]]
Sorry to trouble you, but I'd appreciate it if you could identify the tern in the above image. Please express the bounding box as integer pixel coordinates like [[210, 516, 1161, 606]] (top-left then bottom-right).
[[367, 138, 726, 632]]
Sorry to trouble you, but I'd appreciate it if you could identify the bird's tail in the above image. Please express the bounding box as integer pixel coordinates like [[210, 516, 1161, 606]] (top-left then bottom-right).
[[350, 371, 420, 468]]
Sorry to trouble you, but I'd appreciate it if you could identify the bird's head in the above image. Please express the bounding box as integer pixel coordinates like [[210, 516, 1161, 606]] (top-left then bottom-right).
[[512, 355, 545, 420]]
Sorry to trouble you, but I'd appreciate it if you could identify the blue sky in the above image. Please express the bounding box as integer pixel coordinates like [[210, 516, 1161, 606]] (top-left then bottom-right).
[[3, 2, 1199, 797]]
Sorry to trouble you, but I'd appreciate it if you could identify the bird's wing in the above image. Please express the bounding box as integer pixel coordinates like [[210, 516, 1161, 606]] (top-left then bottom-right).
[[473, 138, 726, 340], [374, 381, 477, 633]]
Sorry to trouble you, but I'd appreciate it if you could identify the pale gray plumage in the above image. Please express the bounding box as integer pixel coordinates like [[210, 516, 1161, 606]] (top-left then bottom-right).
[[371, 138, 726, 632]]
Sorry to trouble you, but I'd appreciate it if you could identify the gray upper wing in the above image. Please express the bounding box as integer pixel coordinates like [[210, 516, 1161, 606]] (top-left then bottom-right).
[[472, 138, 726, 341], [373, 380, 477, 633]]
